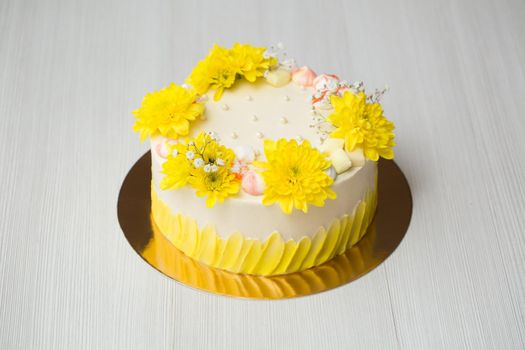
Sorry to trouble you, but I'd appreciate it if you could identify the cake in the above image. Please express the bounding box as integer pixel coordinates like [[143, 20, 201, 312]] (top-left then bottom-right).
[[132, 43, 395, 276]]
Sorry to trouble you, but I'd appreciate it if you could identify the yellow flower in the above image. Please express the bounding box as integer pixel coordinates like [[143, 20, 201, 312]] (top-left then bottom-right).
[[189, 168, 240, 208], [230, 43, 278, 82], [327, 91, 395, 161], [160, 144, 192, 190], [186, 45, 237, 101], [256, 139, 336, 214], [133, 83, 204, 141], [160, 132, 240, 207], [185, 43, 277, 101]]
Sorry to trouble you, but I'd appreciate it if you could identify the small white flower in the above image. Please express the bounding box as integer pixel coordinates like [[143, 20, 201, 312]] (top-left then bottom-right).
[[216, 158, 225, 166], [188, 141, 194, 146], [186, 151, 194, 160], [193, 158, 204, 168], [204, 164, 212, 173], [211, 164, 218, 172]]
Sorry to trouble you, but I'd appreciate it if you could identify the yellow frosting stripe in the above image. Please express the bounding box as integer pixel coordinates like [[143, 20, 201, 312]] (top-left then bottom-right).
[[315, 219, 340, 265], [241, 240, 263, 274], [283, 237, 311, 273], [252, 232, 286, 275], [151, 183, 377, 276], [336, 215, 351, 256], [229, 239, 254, 273], [271, 240, 299, 275], [218, 232, 244, 270], [300, 228, 327, 270]]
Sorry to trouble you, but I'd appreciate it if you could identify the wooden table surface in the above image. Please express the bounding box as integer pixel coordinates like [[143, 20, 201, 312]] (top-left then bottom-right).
[[1, 0, 524, 349]]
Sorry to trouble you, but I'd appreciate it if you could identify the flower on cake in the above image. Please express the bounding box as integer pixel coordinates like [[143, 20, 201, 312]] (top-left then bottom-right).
[[327, 91, 395, 161], [133, 83, 204, 141], [255, 139, 336, 214], [230, 43, 277, 82], [186, 43, 278, 101], [160, 132, 240, 207]]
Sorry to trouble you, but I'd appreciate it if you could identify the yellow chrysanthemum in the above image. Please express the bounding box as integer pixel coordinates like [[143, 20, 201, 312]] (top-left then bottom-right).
[[327, 91, 395, 161], [256, 139, 336, 215], [160, 132, 240, 207], [186, 45, 237, 101], [185, 43, 277, 101], [160, 144, 192, 190], [133, 83, 204, 141], [189, 168, 240, 208], [230, 43, 278, 82]]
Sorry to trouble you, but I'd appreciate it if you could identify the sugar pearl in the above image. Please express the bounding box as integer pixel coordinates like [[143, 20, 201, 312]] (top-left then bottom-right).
[[256, 132, 264, 139], [246, 95, 253, 101], [231, 132, 238, 139], [279, 117, 288, 124], [222, 104, 230, 111], [284, 95, 290, 101], [252, 114, 258, 121]]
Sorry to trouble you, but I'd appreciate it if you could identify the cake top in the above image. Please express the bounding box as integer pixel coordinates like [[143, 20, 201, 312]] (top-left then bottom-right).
[[133, 43, 395, 214]]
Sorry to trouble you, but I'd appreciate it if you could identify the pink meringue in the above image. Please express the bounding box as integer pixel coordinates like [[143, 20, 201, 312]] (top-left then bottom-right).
[[291, 66, 317, 87], [155, 141, 169, 158], [313, 74, 340, 93], [311, 90, 333, 110], [155, 139, 177, 159], [241, 170, 265, 196]]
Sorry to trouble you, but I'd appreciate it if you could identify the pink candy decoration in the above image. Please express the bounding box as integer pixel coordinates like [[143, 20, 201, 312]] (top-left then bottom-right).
[[313, 74, 340, 93], [241, 170, 265, 196], [155, 139, 176, 159], [155, 142, 169, 158], [291, 66, 317, 87]]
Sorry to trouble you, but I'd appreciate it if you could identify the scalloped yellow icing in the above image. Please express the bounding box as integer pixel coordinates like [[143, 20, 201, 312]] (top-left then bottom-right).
[[142, 216, 378, 299], [151, 182, 377, 276]]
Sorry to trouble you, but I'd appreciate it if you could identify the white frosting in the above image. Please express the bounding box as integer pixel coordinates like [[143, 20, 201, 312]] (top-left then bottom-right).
[[150, 79, 377, 241], [184, 80, 322, 152]]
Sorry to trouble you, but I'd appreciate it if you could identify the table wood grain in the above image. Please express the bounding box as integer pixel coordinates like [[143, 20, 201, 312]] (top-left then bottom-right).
[[1, 0, 524, 349]]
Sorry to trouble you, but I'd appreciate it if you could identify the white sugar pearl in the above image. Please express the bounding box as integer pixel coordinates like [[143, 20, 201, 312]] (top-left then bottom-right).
[[231, 132, 238, 139], [296, 136, 303, 143], [279, 117, 288, 124], [246, 95, 253, 101], [222, 104, 230, 111], [284, 95, 290, 101], [256, 132, 264, 139], [252, 114, 258, 121]]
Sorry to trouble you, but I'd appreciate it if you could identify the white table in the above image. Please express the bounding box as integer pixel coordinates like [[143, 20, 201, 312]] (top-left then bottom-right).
[[1, 0, 524, 348]]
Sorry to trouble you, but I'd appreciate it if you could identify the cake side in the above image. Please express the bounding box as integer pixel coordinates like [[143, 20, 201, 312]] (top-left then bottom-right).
[[151, 182, 377, 275], [151, 145, 376, 241]]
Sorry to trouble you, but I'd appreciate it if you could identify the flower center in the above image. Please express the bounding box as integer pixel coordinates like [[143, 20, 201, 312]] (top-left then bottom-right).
[[206, 173, 221, 190]]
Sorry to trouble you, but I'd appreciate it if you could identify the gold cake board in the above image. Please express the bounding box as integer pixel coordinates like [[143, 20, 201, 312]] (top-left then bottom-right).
[[117, 152, 412, 299]]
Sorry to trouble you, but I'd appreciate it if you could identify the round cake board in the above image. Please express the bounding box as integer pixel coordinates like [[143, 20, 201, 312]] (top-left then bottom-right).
[[117, 152, 412, 299]]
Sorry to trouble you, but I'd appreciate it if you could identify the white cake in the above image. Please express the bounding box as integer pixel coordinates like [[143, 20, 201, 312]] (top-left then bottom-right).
[[133, 43, 395, 276]]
